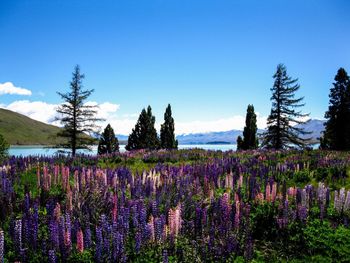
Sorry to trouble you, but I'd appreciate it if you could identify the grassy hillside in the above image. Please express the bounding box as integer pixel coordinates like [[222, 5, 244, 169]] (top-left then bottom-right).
[[0, 108, 64, 145]]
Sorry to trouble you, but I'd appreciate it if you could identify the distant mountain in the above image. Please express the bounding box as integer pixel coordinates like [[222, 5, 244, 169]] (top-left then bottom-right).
[[0, 108, 64, 145], [175, 119, 325, 145], [295, 119, 325, 141], [176, 130, 242, 144]]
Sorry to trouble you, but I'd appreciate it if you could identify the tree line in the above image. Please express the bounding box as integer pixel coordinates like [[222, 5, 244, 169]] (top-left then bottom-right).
[[1, 63, 346, 158], [50, 64, 350, 155]]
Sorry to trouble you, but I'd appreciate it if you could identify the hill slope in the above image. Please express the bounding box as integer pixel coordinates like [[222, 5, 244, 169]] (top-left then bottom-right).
[[0, 108, 63, 145]]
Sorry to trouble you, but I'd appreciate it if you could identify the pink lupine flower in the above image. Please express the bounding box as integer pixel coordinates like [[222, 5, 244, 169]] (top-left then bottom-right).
[[53, 203, 61, 220], [77, 229, 84, 253], [271, 183, 277, 202], [168, 204, 182, 237], [37, 166, 41, 188], [255, 192, 264, 203], [64, 230, 71, 249], [238, 175, 243, 188], [148, 216, 155, 242]]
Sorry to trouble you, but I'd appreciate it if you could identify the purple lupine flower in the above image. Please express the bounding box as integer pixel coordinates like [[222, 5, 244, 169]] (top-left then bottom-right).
[[135, 230, 141, 253], [48, 249, 56, 263], [0, 229, 4, 263], [152, 200, 158, 217], [84, 227, 92, 249], [20, 248, 26, 263], [154, 217, 164, 242], [95, 226, 103, 263], [64, 214, 72, 254], [162, 249, 169, 263], [49, 219, 59, 250], [297, 205, 308, 223], [22, 216, 30, 248], [32, 203, 39, 248], [58, 216, 66, 258], [14, 219, 22, 253]]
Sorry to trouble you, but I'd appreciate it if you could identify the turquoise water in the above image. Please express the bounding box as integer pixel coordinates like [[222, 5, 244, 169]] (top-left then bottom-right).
[[8, 144, 237, 156]]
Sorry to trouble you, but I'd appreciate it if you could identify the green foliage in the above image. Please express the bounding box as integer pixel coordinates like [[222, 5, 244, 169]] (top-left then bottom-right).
[[262, 64, 310, 149], [303, 220, 350, 262], [322, 67, 350, 150], [160, 104, 178, 149], [126, 105, 160, 150], [236, 135, 243, 150], [241, 104, 258, 150], [56, 65, 102, 156], [293, 170, 311, 184], [0, 133, 9, 161], [97, 123, 119, 155], [68, 250, 94, 262]]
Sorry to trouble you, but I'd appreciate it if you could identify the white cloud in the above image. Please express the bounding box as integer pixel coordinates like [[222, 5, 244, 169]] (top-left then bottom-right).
[[0, 82, 32, 96]]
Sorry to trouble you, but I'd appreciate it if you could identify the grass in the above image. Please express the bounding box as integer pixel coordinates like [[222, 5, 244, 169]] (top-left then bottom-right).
[[0, 108, 64, 145]]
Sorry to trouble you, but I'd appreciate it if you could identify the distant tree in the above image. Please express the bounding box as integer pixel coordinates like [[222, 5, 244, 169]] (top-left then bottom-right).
[[236, 135, 243, 151], [321, 68, 350, 150], [240, 104, 258, 150], [56, 65, 103, 156], [261, 64, 310, 149], [126, 106, 160, 150], [0, 134, 9, 161], [98, 124, 119, 155], [160, 104, 178, 149]]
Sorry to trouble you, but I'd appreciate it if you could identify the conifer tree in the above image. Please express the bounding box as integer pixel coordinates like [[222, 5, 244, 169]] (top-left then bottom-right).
[[262, 64, 310, 149], [126, 106, 160, 150], [56, 65, 102, 156], [321, 68, 350, 150], [241, 104, 258, 150], [236, 135, 243, 151], [98, 124, 119, 155], [160, 104, 178, 149]]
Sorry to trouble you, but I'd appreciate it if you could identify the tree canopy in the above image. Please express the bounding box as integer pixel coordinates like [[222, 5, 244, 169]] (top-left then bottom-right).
[[160, 104, 178, 149], [237, 104, 258, 150], [262, 64, 310, 149], [126, 106, 160, 150], [98, 124, 119, 155], [321, 68, 350, 150], [55, 65, 102, 156]]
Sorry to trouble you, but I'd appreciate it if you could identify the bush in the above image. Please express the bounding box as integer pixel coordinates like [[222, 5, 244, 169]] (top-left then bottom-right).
[[293, 170, 311, 184]]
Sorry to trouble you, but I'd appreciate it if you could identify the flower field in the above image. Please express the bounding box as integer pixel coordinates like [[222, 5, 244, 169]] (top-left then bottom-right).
[[1, 149, 350, 262]]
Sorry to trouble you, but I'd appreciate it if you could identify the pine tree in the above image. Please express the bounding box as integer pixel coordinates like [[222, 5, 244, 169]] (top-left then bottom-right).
[[241, 104, 258, 150], [262, 64, 310, 149], [160, 104, 178, 149], [321, 68, 350, 150], [126, 106, 160, 150], [55, 65, 103, 156], [98, 124, 119, 155], [236, 135, 243, 151]]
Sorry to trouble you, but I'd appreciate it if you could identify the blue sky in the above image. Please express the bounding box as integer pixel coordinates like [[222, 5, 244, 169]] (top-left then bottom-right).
[[0, 0, 350, 134]]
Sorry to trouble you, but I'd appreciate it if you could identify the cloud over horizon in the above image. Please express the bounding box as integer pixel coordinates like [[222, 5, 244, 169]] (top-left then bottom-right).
[[0, 82, 32, 96], [0, 100, 268, 135]]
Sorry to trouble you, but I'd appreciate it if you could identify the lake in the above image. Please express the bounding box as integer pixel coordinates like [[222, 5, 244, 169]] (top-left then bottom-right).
[[8, 144, 237, 156]]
